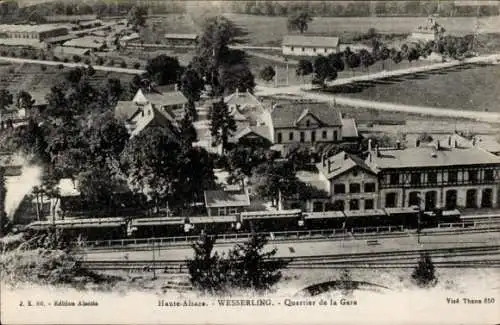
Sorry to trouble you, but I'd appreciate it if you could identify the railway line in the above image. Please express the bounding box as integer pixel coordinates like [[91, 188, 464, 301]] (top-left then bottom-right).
[[81, 245, 500, 272]]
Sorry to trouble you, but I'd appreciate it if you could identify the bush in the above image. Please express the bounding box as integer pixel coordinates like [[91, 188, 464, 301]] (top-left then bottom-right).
[[120, 61, 127, 68], [53, 56, 60, 62], [73, 55, 81, 63], [20, 50, 28, 57], [96, 57, 104, 65], [8, 67, 15, 74], [63, 57, 69, 63], [0, 51, 6, 56], [40, 53, 46, 60], [412, 253, 437, 288], [84, 58, 91, 65], [57, 64, 64, 70], [108, 59, 115, 66], [10, 51, 16, 57], [31, 54, 38, 60], [40, 65, 47, 71], [133, 62, 140, 69]]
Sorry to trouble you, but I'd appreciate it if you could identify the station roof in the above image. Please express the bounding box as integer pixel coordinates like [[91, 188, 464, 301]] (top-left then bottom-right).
[[204, 189, 250, 208]]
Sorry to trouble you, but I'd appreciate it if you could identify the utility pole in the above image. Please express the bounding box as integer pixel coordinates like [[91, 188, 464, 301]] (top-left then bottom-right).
[[274, 64, 278, 88]]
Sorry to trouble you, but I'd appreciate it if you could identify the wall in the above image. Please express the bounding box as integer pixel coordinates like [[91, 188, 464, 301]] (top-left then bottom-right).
[[274, 126, 342, 144], [282, 45, 339, 56], [328, 167, 379, 211]]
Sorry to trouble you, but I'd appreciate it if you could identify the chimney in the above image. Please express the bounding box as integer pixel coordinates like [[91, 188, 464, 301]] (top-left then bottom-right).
[[235, 88, 239, 96], [416, 139, 420, 147], [376, 145, 380, 157], [472, 137, 477, 146], [327, 160, 332, 173], [437, 140, 441, 150], [368, 139, 372, 152], [448, 136, 452, 146], [455, 140, 458, 148], [344, 152, 348, 160], [322, 154, 327, 167], [174, 84, 178, 91], [396, 140, 401, 150]]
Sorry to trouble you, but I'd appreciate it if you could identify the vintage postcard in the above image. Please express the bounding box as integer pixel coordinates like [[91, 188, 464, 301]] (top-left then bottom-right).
[[1, 0, 500, 324]]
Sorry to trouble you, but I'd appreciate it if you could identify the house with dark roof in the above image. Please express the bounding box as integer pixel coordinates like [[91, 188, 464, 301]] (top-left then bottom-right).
[[270, 101, 360, 150], [224, 89, 274, 145], [204, 189, 250, 217], [132, 88, 188, 120], [164, 33, 198, 46], [282, 35, 340, 56], [114, 88, 185, 142]]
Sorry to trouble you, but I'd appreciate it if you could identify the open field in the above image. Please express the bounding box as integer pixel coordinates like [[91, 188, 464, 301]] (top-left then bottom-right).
[[224, 13, 500, 46], [328, 63, 500, 113]]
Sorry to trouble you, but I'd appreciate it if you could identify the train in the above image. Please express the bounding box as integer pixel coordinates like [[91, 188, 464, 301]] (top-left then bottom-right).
[[24, 206, 465, 242]]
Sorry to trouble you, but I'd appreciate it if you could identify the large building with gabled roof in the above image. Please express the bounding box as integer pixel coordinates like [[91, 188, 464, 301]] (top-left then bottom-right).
[[282, 35, 340, 56]]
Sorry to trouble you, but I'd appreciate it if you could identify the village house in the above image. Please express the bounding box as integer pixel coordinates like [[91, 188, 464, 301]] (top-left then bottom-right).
[[409, 16, 445, 43], [114, 88, 188, 141], [270, 101, 360, 152], [282, 35, 340, 56], [225, 89, 274, 145]]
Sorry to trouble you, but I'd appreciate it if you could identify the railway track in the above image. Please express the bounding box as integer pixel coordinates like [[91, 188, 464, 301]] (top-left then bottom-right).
[[81, 245, 500, 272]]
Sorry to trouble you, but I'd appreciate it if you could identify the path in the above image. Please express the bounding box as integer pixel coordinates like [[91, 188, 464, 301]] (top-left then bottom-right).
[[0, 56, 146, 75]]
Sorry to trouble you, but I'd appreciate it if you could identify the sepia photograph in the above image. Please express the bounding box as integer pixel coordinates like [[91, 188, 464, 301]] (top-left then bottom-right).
[[0, 0, 499, 324]]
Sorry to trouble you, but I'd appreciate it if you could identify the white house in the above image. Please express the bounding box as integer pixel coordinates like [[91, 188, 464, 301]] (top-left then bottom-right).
[[282, 35, 340, 56]]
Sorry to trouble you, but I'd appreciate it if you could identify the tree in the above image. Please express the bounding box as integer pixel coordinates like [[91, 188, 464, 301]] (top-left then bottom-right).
[[145, 55, 182, 86], [359, 49, 375, 71], [346, 53, 361, 76], [0, 89, 13, 112], [209, 99, 236, 153], [412, 253, 437, 288], [327, 53, 345, 72], [313, 55, 337, 87], [391, 49, 403, 65], [127, 5, 147, 31], [407, 48, 420, 63], [295, 59, 313, 83], [179, 115, 198, 152], [179, 68, 204, 104], [259, 65, 275, 83], [287, 10, 313, 33], [187, 233, 287, 295], [121, 127, 181, 212], [218, 64, 256, 94], [16, 90, 35, 111], [105, 78, 124, 105]]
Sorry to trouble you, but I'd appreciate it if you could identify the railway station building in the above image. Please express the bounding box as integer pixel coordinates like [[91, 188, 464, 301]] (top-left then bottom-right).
[[0, 24, 68, 42], [303, 141, 500, 212], [282, 35, 340, 56]]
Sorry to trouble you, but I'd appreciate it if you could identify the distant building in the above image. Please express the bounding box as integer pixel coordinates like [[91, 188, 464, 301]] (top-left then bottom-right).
[[62, 36, 106, 51], [53, 45, 91, 56], [282, 35, 340, 56], [204, 188, 250, 217], [164, 33, 198, 46], [0, 24, 68, 42], [270, 101, 360, 146], [43, 15, 98, 23], [409, 16, 445, 43]]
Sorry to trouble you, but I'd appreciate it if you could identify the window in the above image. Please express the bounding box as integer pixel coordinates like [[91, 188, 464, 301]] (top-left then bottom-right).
[[300, 131, 305, 143], [427, 172, 437, 184], [389, 173, 399, 185], [324, 48, 327, 53], [481, 188, 493, 208], [445, 190, 457, 210], [468, 170, 478, 183], [311, 131, 316, 143], [313, 48, 317, 52], [229, 208, 238, 215], [411, 173, 421, 185], [218, 208, 226, 216], [349, 183, 361, 193], [349, 199, 359, 210], [322, 130, 327, 139], [364, 199, 374, 210], [466, 189, 477, 208], [385, 192, 397, 208], [289, 132, 294, 141], [364, 183, 376, 192], [424, 191, 437, 211], [448, 171, 458, 183], [277, 132, 282, 144], [485, 169, 494, 181], [306, 120, 310, 127], [302, 47, 305, 52], [332, 200, 344, 211], [291, 47, 294, 51], [409, 191, 420, 207], [333, 184, 345, 194], [333, 130, 338, 141]]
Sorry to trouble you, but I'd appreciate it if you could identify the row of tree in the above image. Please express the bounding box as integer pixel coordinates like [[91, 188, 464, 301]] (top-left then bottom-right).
[[229, 1, 499, 17]]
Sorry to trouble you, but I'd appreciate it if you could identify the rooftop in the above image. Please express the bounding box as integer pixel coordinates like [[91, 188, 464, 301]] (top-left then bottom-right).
[[204, 189, 251, 208], [317, 151, 376, 180], [271, 101, 342, 128], [44, 15, 98, 22], [63, 36, 106, 49], [341, 118, 359, 138], [369, 146, 500, 170], [53, 45, 90, 56], [129, 103, 178, 138], [230, 125, 272, 143], [115, 101, 140, 120], [133, 89, 188, 107], [0, 38, 45, 48], [0, 24, 68, 34], [283, 35, 340, 48], [43, 34, 77, 44], [164, 33, 198, 40]]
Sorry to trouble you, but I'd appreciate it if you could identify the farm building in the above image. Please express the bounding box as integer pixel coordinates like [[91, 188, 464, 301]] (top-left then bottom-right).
[[282, 35, 340, 56], [164, 33, 198, 46], [204, 189, 251, 217], [0, 24, 68, 42], [63, 36, 106, 51]]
